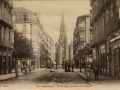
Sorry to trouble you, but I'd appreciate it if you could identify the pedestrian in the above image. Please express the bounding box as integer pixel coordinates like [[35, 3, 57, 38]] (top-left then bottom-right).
[[21, 67, 23, 72], [65, 62, 67, 72], [15, 65, 19, 78], [29, 66, 31, 73], [72, 64, 74, 72], [94, 66, 98, 81], [25, 66, 27, 75]]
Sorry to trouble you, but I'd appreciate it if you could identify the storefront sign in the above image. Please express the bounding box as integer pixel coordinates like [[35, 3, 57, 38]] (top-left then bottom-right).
[[110, 36, 120, 42]]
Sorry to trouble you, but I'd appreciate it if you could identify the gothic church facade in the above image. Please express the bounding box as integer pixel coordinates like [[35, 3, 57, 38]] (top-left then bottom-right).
[[56, 12, 68, 65]]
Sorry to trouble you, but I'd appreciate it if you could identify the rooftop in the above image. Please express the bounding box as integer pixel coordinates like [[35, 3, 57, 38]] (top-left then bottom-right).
[[13, 7, 35, 15]]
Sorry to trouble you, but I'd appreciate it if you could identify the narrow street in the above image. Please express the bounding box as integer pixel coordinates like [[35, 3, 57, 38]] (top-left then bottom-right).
[[0, 69, 90, 89], [34, 69, 87, 84]]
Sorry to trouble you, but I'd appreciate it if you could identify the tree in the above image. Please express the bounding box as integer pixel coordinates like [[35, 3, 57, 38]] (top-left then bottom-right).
[[81, 43, 93, 69], [82, 43, 93, 55], [12, 30, 34, 60]]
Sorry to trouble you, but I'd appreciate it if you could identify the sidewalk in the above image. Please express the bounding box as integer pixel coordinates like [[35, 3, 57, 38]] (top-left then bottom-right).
[[0, 68, 51, 81], [74, 68, 120, 84], [0, 69, 35, 81]]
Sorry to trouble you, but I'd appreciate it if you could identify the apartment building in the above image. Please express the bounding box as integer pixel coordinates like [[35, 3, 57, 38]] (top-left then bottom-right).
[[40, 31, 55, 68], [90, 0, 120, 78], [13, 7, 43, 69], [73, 14, 90, 68], [0, 0, 14, 75]]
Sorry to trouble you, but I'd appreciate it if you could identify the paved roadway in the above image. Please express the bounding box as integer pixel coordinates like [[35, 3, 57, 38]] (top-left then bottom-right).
[[0, 69, 91, 89]]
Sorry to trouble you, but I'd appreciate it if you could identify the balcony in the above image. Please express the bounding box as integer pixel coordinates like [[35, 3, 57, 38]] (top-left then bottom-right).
[[80, 38, 85, 42], [4, 39, 9, 47], [0, 38, 13, 49], [104, 12, 119, 35], [10, 42, 14, 49], [0, 13, 12, 27], [90, 36, 97, 47], [91, 0, 110, 25], [90, 30, 107, 47]]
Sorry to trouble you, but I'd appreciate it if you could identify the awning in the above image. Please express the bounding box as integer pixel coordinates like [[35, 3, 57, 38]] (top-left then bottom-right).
[[110, 36, 120, 42]]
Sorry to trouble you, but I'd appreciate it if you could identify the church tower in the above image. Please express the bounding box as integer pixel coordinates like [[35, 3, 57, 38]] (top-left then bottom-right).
[[57, 11, 68, 65]]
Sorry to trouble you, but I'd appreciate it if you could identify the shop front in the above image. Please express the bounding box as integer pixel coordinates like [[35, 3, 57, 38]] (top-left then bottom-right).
[[0, 48, 12, 75], [98, 44, 106, 75], [110, 37, 120, 78]]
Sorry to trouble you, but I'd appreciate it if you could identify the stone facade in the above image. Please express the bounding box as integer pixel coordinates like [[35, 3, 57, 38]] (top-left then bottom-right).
[[90, 0, 120, 78], [0, 0, 14, 75], [73, 14, 90, 68]]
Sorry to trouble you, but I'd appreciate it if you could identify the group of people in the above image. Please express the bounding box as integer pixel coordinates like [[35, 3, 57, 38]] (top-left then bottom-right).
[[64, 62, 74, 72], [86, 66, 99, 81], [21, 66, 31, 74]]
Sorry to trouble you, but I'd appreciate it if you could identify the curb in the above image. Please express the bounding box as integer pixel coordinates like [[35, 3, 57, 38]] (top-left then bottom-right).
[[0, 72, 33, 82], [74, 71, 95, 85], [74, 71, 87, 80], [0, 73, 23, 82]]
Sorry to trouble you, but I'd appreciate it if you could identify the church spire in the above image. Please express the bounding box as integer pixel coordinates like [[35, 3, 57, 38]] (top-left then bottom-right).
[[59, 11, 67, 42], [61, 11, 65, 27]]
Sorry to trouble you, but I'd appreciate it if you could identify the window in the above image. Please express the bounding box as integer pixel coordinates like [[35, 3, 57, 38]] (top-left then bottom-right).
[[105, 10, 108, 24], [108, 3, 113, 20], [90, 32, 93, 41], [23, 25, 26, 33], [102, 16, 105, 32], [116, 5, 119, 14], [80, 38, 84, 41], [110, 3, 113, 18], [23, 15, 27, 21], [4, 3, 6, 8]]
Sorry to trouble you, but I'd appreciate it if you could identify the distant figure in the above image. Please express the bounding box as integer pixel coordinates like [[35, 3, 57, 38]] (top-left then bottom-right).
[[15, 65, 19, 78], [29, 66, 31, 73], [65, 62, 67, 72], [25, 66, 27, 75], [94, 66, 98, 81], [21, 67, 23, 72], [68, 64, 70, 72], [72, 64, 74, 72]]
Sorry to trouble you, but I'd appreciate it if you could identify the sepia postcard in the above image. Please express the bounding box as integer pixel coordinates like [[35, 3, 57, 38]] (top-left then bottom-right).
[[0, 0, 120, 90]]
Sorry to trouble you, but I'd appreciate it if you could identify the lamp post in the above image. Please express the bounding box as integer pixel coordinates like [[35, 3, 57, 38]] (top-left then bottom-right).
[[80, 57, 81, 72], [55, 53, 57, 70]]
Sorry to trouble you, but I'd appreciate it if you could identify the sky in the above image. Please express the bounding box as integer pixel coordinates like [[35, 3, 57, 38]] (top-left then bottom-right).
[[13, 0, 91, 44]]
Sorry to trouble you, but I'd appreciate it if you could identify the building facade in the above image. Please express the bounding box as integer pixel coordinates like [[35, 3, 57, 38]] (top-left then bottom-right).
[[0, 0, 14, 75], [40, 31, 55, 68], [73, 14, 90, 68], [90, 0, 120, 78], [56, 12, 68, 65], [13, 7, 43, 69]]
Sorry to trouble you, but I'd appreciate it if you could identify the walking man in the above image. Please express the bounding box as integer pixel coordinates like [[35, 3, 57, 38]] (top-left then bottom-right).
[[94, 66, 98, 80], [15, 65, 19, 78]]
